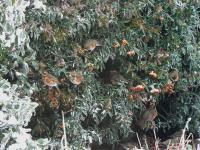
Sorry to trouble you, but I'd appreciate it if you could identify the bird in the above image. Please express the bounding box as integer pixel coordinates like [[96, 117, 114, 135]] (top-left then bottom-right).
[[38, 61, 47, 73], [169, 68, 179, 82], [156, 49, 170, 65], [104, 99, 112, 112], [42, 71, 60, 95], [56, 58, 66, 68], [136, 103, 158, 130], [109, 70, 128, 85], [83, 39, 101, 51], [68, 70, 83, 85]]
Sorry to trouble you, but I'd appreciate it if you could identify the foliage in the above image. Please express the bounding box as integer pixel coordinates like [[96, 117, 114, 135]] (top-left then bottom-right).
[[0, 79, 49, 149], [0, 0, 49, 149]]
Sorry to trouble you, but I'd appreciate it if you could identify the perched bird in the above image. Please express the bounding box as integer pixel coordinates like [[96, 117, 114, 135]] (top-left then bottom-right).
[[110, 70, 128, 85], [104, 99, 112, 112], [38, 61, 47, 72], [156, 49, 170, 65], [68, 70, 84, 85], [83, 39, 101, 51], [169, 68, 179, 82], [157, 49, 170, 59], [56, 58, 66, 68], [42, 71, 60, 94], [137, 103, 158, 130]]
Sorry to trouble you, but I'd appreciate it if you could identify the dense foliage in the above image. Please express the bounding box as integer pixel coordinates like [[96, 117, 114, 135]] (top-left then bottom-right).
[[0, 0, 200, 149]]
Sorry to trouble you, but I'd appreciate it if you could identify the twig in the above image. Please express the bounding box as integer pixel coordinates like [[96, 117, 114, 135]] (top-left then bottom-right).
[[153, 128, 157, 140], [153, 128, 160, 150], [62, 111, 68, 150], [185, 133, 192, 147], [144, 135, 149, 150], [166, 140, 171, 150], [157, 112, 168, 121], [136, 132, 142, 149], [191, 134, 196, 150], [179, 118, 191, 150]]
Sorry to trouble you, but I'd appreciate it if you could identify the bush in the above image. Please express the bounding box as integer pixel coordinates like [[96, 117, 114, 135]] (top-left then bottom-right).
[[0, 0, 200, 149]]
